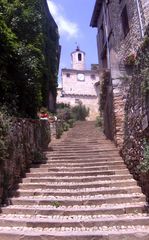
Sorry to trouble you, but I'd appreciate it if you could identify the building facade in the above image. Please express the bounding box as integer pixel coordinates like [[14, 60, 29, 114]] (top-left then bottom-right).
[[91, 0, 149, 147], [57, 47, 100, 120]]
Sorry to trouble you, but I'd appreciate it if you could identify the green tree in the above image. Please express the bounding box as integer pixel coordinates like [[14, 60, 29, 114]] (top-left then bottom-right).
[[0, 0, 59, 117]]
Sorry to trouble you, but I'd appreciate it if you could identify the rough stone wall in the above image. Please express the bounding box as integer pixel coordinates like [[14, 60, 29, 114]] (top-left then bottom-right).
[[0, 119, 51, 204], [109, 0, 144, 147], [140, 0, 149, 28], [96, 0, 149, 147], [117, 0, 143, 60], [121, 26, 149, 197], [57, 94, 99, 121]]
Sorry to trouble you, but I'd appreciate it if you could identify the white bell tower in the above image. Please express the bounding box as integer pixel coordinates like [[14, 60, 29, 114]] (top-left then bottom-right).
[[71, 46, 85, 70]]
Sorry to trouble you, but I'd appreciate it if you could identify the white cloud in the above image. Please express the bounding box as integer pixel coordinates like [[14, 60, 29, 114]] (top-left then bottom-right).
[[47, 0, 79, 39]]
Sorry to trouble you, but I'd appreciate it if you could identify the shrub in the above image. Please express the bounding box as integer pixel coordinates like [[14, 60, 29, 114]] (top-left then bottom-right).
[[95, 116, 103, 127], [72, 103, 89, 121], [100, 70, 110, 112], [56, 103, 70, 109], [63, 122, 69, 131], [56, 107, 72, 122], [67, 119, 75, 128], [56, 121, 63, 139]]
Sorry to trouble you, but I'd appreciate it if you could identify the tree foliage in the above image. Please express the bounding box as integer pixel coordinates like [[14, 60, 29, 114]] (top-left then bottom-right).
[[0, 0, 59, 118]]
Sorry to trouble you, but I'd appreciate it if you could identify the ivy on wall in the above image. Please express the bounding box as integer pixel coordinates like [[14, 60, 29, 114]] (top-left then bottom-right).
[[99, 70, 110, 112]]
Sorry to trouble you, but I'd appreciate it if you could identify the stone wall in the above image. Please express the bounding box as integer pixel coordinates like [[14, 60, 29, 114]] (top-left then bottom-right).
[[57, 94, 99, 121], [121, 27, 149, 197], [109, 0, 147, 148], [91, 0, 149, 147], [0, 119, 51, 204]]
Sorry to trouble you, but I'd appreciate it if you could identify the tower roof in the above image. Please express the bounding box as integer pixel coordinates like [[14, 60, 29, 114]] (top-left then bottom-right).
[[71, 47, 85, 56], [76, 46, 80, 51]]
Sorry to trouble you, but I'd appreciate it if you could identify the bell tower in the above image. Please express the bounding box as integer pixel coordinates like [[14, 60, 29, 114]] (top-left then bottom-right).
[[71, 46, 85, 70]]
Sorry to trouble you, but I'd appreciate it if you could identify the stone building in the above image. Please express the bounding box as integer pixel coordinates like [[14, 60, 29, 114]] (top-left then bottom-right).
[[90, 0, 149, 147], [57, 47, 100, 120]]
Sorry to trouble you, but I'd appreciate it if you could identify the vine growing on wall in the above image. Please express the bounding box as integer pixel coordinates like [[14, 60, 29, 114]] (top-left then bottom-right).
[[134, 34, 149, 96], [99, 70, 110, 112], [138, 140, 149, 173]]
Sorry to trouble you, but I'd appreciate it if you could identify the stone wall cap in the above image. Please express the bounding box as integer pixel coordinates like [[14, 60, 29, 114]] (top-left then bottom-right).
[[62, 68, 100, 74], [63, 93, 97, 98]]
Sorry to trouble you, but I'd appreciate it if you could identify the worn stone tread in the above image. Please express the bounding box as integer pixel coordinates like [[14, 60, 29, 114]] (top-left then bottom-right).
[[0, 121, 148, 239], [2, 203, 147, 216], [0, 227, 149, 240]]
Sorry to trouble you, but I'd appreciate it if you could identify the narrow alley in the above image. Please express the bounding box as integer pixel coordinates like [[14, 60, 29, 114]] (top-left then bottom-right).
[[0, 122, 149, 240]]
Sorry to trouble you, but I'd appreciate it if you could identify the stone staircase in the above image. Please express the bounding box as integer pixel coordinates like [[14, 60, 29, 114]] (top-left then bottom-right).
[[0, 121, 149, 240]]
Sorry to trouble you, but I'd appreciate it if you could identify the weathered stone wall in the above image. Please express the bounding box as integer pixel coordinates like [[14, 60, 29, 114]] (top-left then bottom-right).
[[141, 0, 149, 28], [92, 0, 149, 148], [0, 119, 51, 203], [121, 27, 149, 197], [110, 0, 149, 148], [109, 0, 146, 148], [57, 94, 99, 121]]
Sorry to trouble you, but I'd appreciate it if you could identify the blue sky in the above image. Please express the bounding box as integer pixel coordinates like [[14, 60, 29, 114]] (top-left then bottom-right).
[[47, 0, 98, 83]]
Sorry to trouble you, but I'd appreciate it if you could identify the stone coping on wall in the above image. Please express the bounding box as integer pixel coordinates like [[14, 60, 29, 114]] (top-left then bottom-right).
[[62, 93, 98, 98], [62, 68, 100, 74]]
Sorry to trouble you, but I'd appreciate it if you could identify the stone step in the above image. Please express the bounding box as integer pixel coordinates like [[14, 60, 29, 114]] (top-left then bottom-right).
[[46, 153, 120, 157], [41, 160, 124, 167], [46, 157, 122, 162], [18, 179, 137, 190], [26, 168, 129, 177], [0, 121, 148, 239], [32, 161, 125, 169], [0, 214, 149, 229], [2, 202, 146, 216], [47, 149, 118, 154], [29, 165, 127, 173], [1, 227, 149, 240], [15, 185, 142, 197], [30, 166, 129, 175], [54, 139, 109, 142], [9, 193, 145, 206], [22, 174, 132, 184], [51, 146, 116, 151], [47, 156, 120, 161]]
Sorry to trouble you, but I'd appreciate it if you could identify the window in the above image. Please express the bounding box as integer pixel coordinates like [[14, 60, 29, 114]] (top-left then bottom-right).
[[66, 73, 70, 77], [91, 74, 96, 80], [121, 5, 129, 37], [75, 99, 80, 104], [78, 53, 82, 61]]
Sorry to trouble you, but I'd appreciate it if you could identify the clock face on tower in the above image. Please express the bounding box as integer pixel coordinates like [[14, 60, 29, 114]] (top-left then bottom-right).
[[77, 73, 85, 81]]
